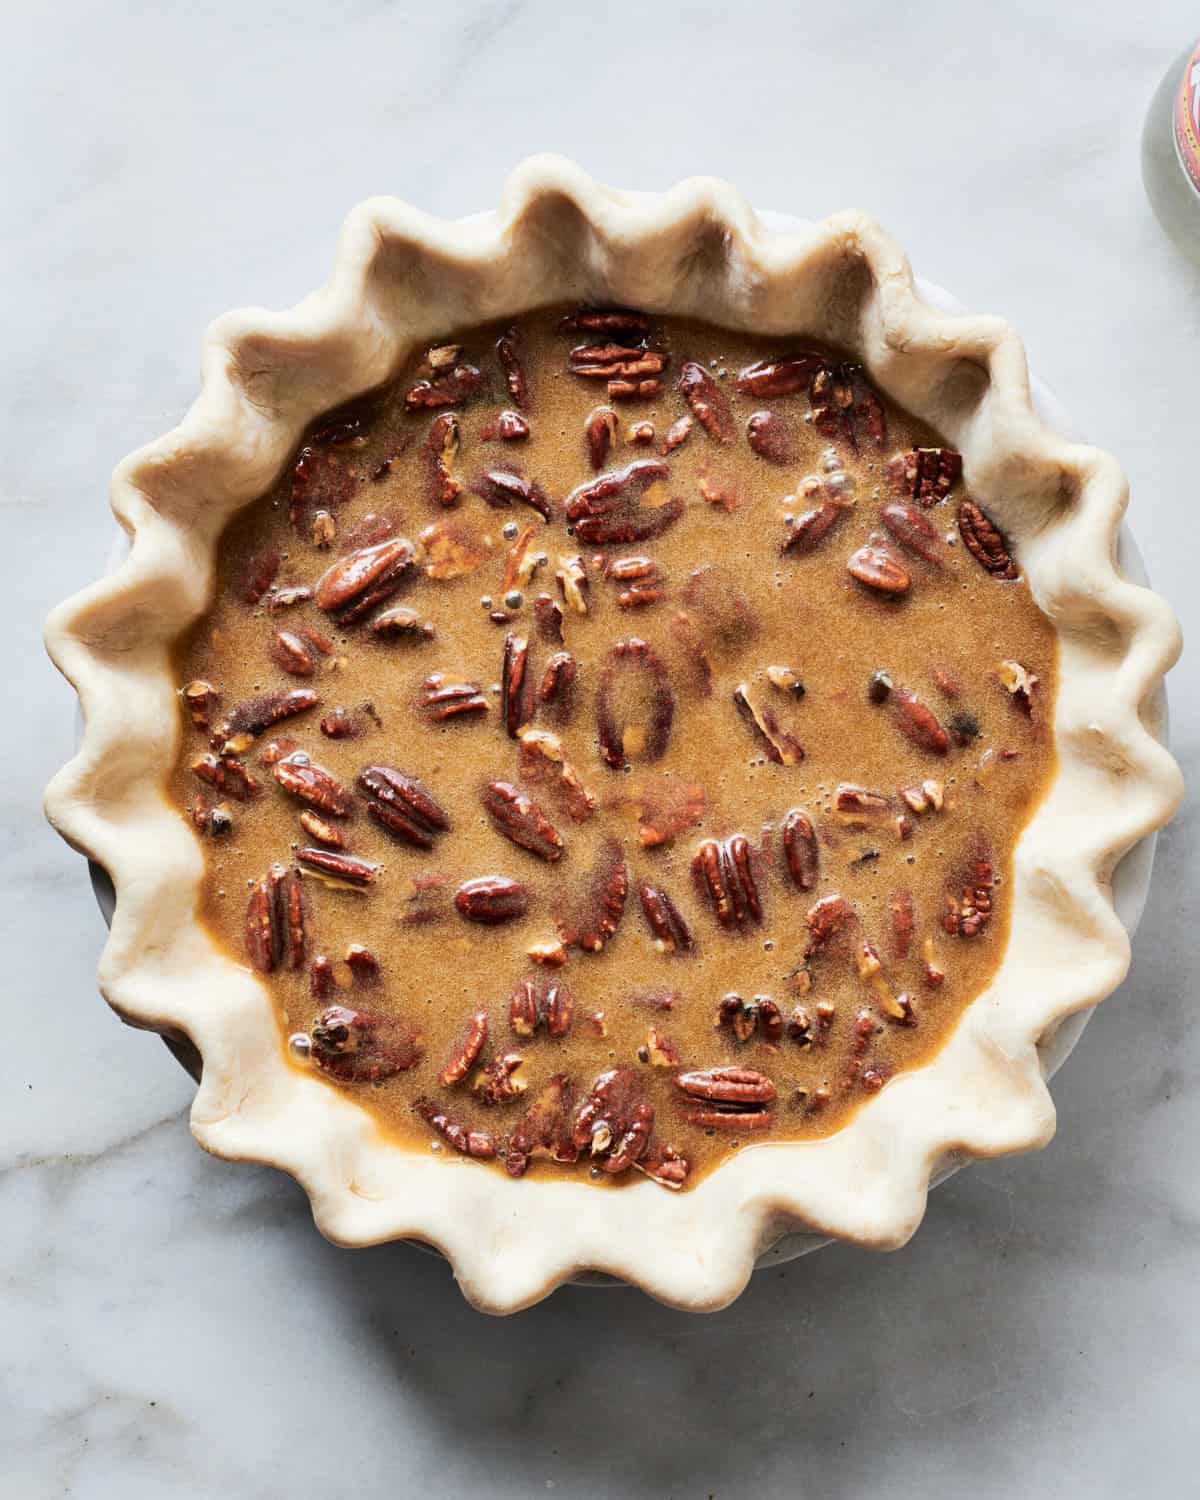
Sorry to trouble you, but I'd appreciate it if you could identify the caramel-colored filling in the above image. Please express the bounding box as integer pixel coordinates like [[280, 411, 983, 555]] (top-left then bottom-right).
[[169, 307, 1057, 1191]]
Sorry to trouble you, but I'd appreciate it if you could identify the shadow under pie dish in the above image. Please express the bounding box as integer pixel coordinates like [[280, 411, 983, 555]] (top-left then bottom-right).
[[45, 158, 1182, 1313]]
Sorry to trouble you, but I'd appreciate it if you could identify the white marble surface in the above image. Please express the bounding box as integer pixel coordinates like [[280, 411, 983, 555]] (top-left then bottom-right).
[[5, 2, 1197, 1495]]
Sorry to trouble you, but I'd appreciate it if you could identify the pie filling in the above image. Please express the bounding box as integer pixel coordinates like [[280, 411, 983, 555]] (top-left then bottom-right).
[[169, 305, 1057, 1191]]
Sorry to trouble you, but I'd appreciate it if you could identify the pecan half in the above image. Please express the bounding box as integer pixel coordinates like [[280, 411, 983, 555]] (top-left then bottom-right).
[[315, 537, 415, 623], [732, 683, 804, 764], [482, 781, 564, 862], [881, 502, 943, 565], [735, 353, 825, 398], [420, 673, 488, 722], [746, 410, 793, 464], [563, 460, 683, 545], [677, 361, 733, 442], [306, 1006, 423, 1082], [219, 688, 319, 747], [847, 544, 911, 596], [893, 689, 950, 755], [424, 412, 462, 507], [781, 808, 818, 890], [299, 809, 345, 848], [638, 881, 694, 954], [958, 500, 1018, 578], [455, 876, 529, 925], [692, 835, 762, 929], [596, 637, 674, 768], [676, 1066, 775, 1127], [244, 863, 305, 972], [556, 838, 628, 953], [572, 1068, 653, 1173], [358, 765, 450, 847], [403, 363, 484, 410], [509, 975, 573, 1038], [558, 306, 651, 337], [888, 446, 962, 506], [472, 468, 551, 520], [496, 326, 528, 409], [272, 753, 352, 816], [500, 633, 535, 738], [569, 341, 668, 381], [505, 1073, 579, 1177], [472, 1051, 527, 1106], [414, 1097, 496, 1158], [296, 847, 379, 890]]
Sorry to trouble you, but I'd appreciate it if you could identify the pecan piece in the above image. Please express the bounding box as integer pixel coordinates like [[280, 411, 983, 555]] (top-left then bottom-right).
[[455, 876, 529, 925], [596, 637, 674, 767], [289, 447, 356, 533], [315, 537, 415, 623], [735, 353, 825, 398], [273, 753, 352, 816], [182, 680, 218, 731], [888, 447, 962, 506], [554, 554, 589, 615], [319, 708, 359, 740], [958, 500, 1018, 578], [413, 1097, 495, 1158], [500, 632, 535, 738], [584, 406, 617, 470], [782, 499, 845, 555], [781, 808, 818, 890], [308, 1006, 423, 1083], [539, 650, 577, 707], [661, 414, 693, 454], [481, 409, 530, 442], [563, 460, 682, 546], [942, 836, 996, 938], [420, 673, 488, 722], [677, 360, 733, 442], [517, 727, 598, 822], [835, 783, 892, 820], [369, 606, 435, 642], [692, 835, 762, 929], [556, 838, 628, 953], [296, 848, 379, 890], [234, 547, 280, 606], [732, 683, 804, 764], [500, 523, 543, 594], [267, 585, 315, 613], [998, 659, 1038, 713], [482, 781, 564, 862], [893, 689, 950, 755], [192, 752, 257, 800], [403, 363, 484, 410], [505, 1074, 579, 1177], [634, 1143, 691, 1188], [299, 809, 345, 848], [847, 544, 911, 596], [244, 863, 305, 972], [473, 468, 551, 520], [509, 975, 573, 1038], [472, 1052, 527, 1106], [638, 881, 694, 954], [269, 630, 316, 677], [881, 502, 944, 565], [632, 775, 706, 848], [420, 517, 493, 579], [669, 610, 713, 697], [572, 1068, 653, 1173], [423, 412, 462, 508], [890, 888, 915, 959], [496, 326, 528, 409], [219, 689, 319, 747], [805, 894, 855, 958], [746, 410, 793, 464], [809, 362, 887, 451], [359, 765, 450, 848]]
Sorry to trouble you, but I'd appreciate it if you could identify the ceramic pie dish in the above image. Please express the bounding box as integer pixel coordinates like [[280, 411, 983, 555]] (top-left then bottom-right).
[[44, 157, 1182, 1313]]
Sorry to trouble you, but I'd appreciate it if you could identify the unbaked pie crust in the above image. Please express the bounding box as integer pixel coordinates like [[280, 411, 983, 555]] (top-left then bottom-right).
[[45, 157, 1182, 1312]]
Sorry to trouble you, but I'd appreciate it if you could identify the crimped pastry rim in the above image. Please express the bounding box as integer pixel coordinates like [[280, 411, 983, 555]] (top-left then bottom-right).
[[44, 156, 1183, 1314]]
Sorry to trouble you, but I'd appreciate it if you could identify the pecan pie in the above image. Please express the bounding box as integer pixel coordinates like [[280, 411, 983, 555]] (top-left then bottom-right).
[[171, 306, 1058, 1191], [45, 160, 1181, 1312]]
